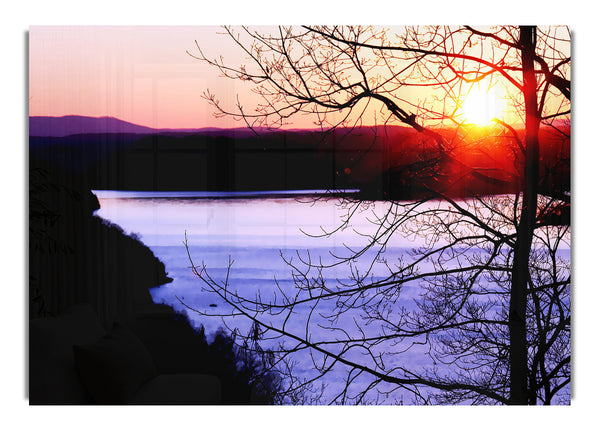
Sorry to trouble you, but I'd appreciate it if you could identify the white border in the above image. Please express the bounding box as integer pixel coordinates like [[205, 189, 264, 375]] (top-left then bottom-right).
[[4, 2, 597, 430]]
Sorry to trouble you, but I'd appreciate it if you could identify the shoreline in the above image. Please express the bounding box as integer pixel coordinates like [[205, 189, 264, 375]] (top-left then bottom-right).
[[92, 189, 361, 200]]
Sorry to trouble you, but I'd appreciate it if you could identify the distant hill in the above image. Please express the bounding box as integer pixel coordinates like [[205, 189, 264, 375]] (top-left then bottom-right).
[[29, 115, 158, 137], [28, 115, 270, 137]]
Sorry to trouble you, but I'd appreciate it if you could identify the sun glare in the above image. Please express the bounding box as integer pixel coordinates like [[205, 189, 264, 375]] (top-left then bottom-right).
[[458, 85, 506, 126]]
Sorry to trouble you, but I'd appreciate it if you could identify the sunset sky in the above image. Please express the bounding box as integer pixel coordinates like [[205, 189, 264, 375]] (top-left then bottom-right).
[[29, 25, 567, 130], [29, 26, 247, 129]]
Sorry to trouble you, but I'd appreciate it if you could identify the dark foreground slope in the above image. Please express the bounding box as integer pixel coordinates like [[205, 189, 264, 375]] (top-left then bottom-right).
[[30, 158, 173, 325], [29, 159, 280, 403]]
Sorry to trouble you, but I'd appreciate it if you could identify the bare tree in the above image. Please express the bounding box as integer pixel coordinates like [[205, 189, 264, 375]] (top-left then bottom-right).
[[184, 25, 570, 405]]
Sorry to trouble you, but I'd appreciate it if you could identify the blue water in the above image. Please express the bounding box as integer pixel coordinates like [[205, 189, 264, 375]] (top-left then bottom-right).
[[93, 190, 570, 404], [93, 190, 419, 329], [92, 190, 433, 402]]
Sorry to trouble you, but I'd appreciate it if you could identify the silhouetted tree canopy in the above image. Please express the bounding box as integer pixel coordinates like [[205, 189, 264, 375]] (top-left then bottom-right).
[[185, 25, 570, 405]]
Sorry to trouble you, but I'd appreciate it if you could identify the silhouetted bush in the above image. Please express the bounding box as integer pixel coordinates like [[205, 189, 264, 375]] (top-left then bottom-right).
[[204, 328, 282, 404], [135, 307, 282, 404]]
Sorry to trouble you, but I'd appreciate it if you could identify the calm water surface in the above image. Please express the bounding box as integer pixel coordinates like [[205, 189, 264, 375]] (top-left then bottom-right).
[[93, 190, 570, 403], [93, 190, 417, 333]]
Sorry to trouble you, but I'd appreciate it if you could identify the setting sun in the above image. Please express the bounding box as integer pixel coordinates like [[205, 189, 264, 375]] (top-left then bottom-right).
[[458, 84, 506, 126]]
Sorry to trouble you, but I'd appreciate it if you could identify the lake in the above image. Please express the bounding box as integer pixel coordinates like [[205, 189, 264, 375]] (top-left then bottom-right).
[[93, 190, 570, 404], [93, 190, 424, 331]]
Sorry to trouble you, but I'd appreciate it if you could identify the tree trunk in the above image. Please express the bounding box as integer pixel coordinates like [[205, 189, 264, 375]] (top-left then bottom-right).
[[508, 25, 540, 405]]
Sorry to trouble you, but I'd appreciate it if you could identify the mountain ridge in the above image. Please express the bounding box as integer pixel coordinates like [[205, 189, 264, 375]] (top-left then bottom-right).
[[28, 115, 312, 137]]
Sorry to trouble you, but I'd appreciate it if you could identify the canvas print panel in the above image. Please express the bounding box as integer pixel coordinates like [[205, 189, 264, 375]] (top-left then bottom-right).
[[29, 26, 570, 405]]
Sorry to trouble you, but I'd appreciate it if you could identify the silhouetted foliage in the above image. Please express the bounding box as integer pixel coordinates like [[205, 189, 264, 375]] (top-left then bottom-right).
[[29, 155, 284, 404], [133, 306, 282, 404], [204, 328, 283, 404], [28, 158, 172, 323]]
